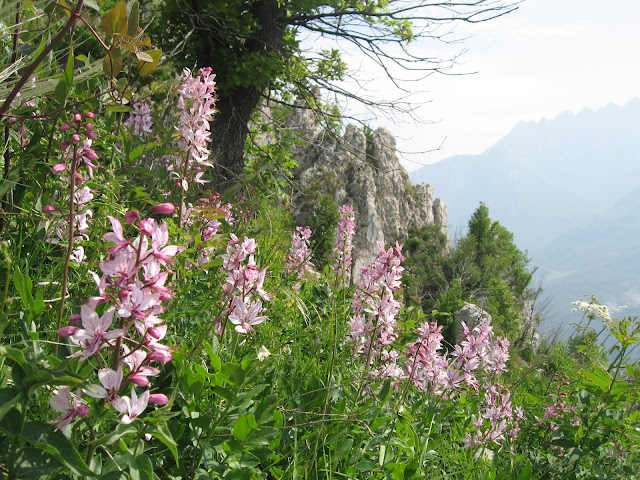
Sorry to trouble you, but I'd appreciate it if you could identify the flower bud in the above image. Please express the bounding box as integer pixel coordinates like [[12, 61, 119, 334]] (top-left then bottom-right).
[[57, 326, 79, 337], [118, 289, 132, 302], [42, 205, 59, 214], [158, 292, 173, 302], [148, 327, 162, 339], [147, 350, 173, 364], [84, 111, 95, 119], [52, 163, 67, 174], [58, 123, 73, 132], [76, 404, 90, 418], [129, 375, 150, 387], [124, 210, 140, 224], [69, 313, 82, 324], [82, 148, 99, 161], [73, 113, 82, 123], [59, 140, 71, 151], [86, 132, 98, 140], [148, 393, 169, 405], [83, 122, 94, 131], [151, 203, 175, 215], [71, 133, 81, 144]]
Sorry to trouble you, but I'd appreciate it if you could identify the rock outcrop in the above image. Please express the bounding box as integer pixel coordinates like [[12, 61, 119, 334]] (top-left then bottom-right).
[[288, 106, 447, 279], [254, 97, 448, 280], [453, 302, 493, 344]]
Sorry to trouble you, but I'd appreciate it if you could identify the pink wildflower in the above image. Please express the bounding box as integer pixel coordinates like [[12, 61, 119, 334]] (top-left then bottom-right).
[[113, 387, 150, 424], [49, 387, 89, 431], [329, 205, 356, 280]]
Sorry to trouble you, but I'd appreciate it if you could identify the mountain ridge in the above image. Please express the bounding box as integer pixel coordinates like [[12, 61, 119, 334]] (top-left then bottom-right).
[[410, 98, 640, 333]]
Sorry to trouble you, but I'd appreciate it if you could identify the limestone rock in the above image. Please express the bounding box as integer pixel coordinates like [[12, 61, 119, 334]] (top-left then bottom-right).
[[454, 302, 493, 344], [285, 105, 448, 281]]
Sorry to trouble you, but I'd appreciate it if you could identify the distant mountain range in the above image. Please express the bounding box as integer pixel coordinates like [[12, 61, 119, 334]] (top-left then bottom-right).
[[410, 98, 640, 335]]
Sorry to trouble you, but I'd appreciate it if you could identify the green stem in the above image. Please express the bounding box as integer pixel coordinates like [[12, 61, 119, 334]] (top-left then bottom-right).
[[0, 242, 11, 339], [85, 428, 97, 466], [0, 2, 21, 235], [54, 140, 80, 356]]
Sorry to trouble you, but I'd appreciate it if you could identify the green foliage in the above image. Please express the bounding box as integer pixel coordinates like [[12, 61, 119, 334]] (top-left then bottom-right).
[[404, 203, 535, 343], [2, 4, 639, 480], [306, 194, 339, 269]]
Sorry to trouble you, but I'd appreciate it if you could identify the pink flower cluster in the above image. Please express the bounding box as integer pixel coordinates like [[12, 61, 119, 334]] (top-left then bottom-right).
[[347, 241, 404, 376], [170, 67, 216, 191], [124, 99, 153, 137], [462, 382, 524, 448], [450, 319, 510, 384], [52, 208, 181, 429], [329, 205, 356, 280], [405, 322, 451, 392], [533, 373, 580, 431], [44, 111, 100, 263], [285, 226, 313, 290], [405, 318, 523, 447], [181, 193, 234, 267], [407, 319, 510, 394], [217, 235, 271, 336]]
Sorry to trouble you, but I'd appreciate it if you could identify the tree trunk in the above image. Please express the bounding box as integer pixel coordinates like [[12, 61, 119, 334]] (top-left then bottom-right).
[[210, 0, 287, 191]]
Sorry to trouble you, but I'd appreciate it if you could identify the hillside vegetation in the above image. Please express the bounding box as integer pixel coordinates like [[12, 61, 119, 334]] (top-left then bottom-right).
[[0, 3, 639, 479]]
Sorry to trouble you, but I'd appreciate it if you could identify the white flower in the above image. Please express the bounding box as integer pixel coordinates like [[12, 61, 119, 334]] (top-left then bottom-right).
[[257, 345, 271, 362]]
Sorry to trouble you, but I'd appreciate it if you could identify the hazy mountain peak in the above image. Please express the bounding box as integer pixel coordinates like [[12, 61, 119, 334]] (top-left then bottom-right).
[[410, 98, 640, 333]]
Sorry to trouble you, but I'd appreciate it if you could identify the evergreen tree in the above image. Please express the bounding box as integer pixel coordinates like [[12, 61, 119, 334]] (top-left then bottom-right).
[[404, 203, 535, 343]]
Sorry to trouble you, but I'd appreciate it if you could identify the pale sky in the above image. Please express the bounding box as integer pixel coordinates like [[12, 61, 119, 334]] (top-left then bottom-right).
[[328, 0, 640, 171]]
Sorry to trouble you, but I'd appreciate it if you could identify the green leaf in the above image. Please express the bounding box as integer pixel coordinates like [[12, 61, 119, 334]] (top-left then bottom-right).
[[146, 421, 179, 466], [0, 388, 22, 423], [517, 462, 532, 480], [55, 47, 74, 103], [13, 266, 33, 311], [584, 366, 611, 393], [384, 463, 406, 480], [220, 363, 245, 386], [127, 1, 140, 37], [334, 438, 353, 462], [33, 289, 45, 315], [84, 0, 100, 11], [137, 49, 162, 76], [25, 369, 85, 397], [91, 423, 138, 445], [104, 48, 123, 77], [242, 426, 279, 448], [129, 142, 160, 162], [233, 413, 258, 441], [13, 447, 63, 478], [135, 50, 153, 63], [211, 386, 235, 402], [22, 422, 96, 477], [125, 453, 153, 480], [224, 452, 260, 469], [356, 461, 377, 472], [0, 346, 30, 373], [106, 105, 133, 113], [203, 341, 221, 371], [102, 1, 128, 36]]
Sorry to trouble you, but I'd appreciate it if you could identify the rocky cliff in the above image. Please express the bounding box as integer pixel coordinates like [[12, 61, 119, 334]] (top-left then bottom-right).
[[284, 103, 448, 279]]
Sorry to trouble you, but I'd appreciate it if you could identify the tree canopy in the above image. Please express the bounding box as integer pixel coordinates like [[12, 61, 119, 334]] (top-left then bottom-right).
[[148, 0, 519, 188], [404, 203, 535, 343]]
